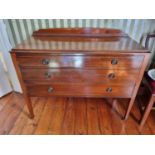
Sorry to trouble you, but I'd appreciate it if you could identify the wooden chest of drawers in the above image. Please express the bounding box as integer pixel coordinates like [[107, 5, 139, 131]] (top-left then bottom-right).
[[11, 28, 150, 120]]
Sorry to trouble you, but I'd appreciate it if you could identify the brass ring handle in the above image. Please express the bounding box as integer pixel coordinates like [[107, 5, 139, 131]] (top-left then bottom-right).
[[48, 87, 54, 93], [108, 73, 115, 79], [111, 59, 118, 65], [106, 87, 112, 92], [44, 72, 51, 78], [42, 59, 50, 65]]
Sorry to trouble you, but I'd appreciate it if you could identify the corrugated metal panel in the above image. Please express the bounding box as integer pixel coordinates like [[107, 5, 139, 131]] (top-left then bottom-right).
[[4, 19, 155, 64]]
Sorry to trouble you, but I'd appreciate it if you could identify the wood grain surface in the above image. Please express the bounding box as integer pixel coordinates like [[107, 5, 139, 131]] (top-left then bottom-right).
[[0, 92, 154, 135]]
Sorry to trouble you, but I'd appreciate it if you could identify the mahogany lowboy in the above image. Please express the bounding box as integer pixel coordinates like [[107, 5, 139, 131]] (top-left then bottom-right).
[[11, 28, 150, 120]]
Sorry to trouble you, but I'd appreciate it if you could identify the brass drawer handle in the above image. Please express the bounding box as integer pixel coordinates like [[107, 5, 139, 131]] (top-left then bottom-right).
[[44, 72, 52, 78], [108, 73, 115, 79], [111, 59, 118, 65], [106, 87, 112, 92], [42, 59, 50, 65], [48, 87, 54, 93]]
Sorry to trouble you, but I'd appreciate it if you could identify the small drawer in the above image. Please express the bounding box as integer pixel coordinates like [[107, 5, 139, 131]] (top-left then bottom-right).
[[22, 68, 139, 85], [17, 55, 144, 69], [26, 84, 134, 98]]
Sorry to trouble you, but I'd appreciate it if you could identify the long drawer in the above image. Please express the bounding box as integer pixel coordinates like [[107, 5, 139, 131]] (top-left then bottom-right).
[[26, 84, 134, 98], [17, 55, 144, 69], [22, 68, 139, 85]]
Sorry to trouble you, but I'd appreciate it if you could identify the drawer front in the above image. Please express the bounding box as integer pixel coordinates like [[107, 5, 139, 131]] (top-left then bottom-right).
[[17, 55, 144, 69], [22, 68, 139, 85], [26, 84, 134, 98]]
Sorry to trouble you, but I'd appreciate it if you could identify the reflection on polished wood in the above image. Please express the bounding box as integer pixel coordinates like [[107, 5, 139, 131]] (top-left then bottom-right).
[[12, 28, 147, 53], [0, 92, 154, 135], [21, 68, 139, 85], [13, 37, 147, 53]]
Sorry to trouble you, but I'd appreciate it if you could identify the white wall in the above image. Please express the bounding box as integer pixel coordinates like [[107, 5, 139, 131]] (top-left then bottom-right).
[[0, 20, 22, 93], [0, 57, 12, 97]]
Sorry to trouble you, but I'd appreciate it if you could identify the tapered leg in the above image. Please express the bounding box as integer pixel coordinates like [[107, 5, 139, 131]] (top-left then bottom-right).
[[11, 53, 34, 118], [124, 97, 135, 120], [24, 95, 34, 118], [140, 95, 155, 129]]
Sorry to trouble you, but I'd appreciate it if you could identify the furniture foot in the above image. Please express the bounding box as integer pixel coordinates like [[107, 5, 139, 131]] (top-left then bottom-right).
[[29, 113, 34, 119], [25, 96, 34, 119], [124, 98, 135, 120]]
